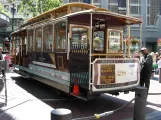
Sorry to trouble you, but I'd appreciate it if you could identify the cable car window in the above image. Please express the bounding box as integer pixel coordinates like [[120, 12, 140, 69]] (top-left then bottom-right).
[[43, 25, 53, 51], [71, 27, 88, 44], [55, 22, 66, 49], [93, 31, 104, 51], [108, 30, 122, 52], [28, 30, 33, 50], [35, 27, 42, 50]]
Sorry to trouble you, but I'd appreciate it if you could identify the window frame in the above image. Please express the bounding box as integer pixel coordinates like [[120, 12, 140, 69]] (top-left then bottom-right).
[[93, 30, 105, 52], [35, 27, 43, 51], [107, 29, 123, 53], [54, 21, 67, 51], [69, 24, 90, 45], [43, 24, 53, 51], [27, 29, 34, 51]]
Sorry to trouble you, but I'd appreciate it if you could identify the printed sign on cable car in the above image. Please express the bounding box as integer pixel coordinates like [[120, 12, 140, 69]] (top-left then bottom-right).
[[93, 59, 138, 90], [100, 64, 115, 84]]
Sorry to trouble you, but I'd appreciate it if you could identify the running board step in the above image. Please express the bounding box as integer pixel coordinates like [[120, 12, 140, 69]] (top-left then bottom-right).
[[13, 70, 30, 79], [70, 93, 90, 101]]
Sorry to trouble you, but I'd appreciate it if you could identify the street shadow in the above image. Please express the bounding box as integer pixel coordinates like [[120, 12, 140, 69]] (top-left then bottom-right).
[[147, 101, 161, 108], [11, 76, 69, 100], [0, 78, 4, 94], [47, 93, 160, 120], [0, 112, 16, 120], [0, 80, 16, 120], [10, 76, 160, 120]]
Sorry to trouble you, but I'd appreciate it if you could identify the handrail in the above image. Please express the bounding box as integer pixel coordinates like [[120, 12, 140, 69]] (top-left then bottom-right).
[[91, 53, 129, 56]]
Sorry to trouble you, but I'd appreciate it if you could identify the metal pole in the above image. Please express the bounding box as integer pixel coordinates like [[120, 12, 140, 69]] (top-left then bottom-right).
[[91, 0, 93, 5], [10, 2, 15, 57], [126, 0, 131, 57], [12, 3, 15, 32], [40, 0, 43, 13], [89, 13, 92, 91], [139, 23, 142, 49], [159, 68, 161, 83], [51, 108, 72, 120], [133, 87, 147, 120]]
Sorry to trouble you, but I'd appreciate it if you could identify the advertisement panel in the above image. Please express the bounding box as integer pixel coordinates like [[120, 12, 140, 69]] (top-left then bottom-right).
[[92, 58, 140, 92]]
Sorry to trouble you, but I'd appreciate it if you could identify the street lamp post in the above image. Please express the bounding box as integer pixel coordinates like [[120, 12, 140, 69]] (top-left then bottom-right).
[[12, 2, 15, 32], [10, 2, 15, 55]]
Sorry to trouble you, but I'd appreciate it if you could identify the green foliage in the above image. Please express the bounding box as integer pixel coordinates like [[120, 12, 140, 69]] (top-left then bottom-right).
[[131, 38, 139, 44], [94, 37, 101, 43], [93, 37, 102, 48], [19, 0, 63, 18], [6, 0, 15, 3], [0, 2, 11, 16]]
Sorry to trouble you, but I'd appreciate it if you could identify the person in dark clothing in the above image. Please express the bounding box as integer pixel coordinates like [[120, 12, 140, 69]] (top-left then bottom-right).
[[0, 50, 2, 60], [140, 47, 153, 92]]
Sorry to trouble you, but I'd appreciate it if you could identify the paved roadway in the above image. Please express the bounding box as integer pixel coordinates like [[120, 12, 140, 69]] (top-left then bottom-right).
[[1, 73, 161, 120]]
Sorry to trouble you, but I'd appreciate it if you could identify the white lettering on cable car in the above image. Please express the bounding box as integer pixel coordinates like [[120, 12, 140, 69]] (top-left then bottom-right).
[[33, 61, 56, 68], [29, 64, 68, 81]]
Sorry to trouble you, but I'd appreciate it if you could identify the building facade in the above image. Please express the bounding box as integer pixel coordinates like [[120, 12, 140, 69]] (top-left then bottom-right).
[[63, 0, 161, 52]]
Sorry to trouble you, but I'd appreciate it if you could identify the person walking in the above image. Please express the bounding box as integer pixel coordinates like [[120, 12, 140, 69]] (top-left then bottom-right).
[[140, 47, 153, 92], [155, 52, 159, 74]]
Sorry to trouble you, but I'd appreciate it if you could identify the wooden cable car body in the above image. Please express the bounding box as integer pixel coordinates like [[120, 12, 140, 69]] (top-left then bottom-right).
[[11, 3, 142, 100]]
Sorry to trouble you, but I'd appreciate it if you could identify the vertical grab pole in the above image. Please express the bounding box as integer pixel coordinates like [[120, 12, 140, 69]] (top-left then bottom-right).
[[126, 0, 131, 57], [89, 13, 93, 91]]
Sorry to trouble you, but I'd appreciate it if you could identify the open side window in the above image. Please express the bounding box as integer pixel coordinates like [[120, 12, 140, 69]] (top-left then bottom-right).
[[55, 21, 66, 51], [93, 31, 105, 52], [43, 25, 53, 51], [69, 25, 90, 45], [35, 27, 42, 51], [28, 30, 34, 51]]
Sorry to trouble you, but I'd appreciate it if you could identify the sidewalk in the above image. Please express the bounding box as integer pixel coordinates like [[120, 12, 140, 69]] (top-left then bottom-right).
[[0, 73, 53, 120], [151, 75, 159, 81], [122, 75, 161, 120]]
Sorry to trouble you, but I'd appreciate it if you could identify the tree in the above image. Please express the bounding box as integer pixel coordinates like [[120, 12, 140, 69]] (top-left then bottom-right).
[[0, 2, 10, 16], [19, 0, 63, 18]]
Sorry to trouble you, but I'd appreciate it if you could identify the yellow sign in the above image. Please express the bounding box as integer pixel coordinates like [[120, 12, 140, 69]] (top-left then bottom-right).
[[117, 70, 126, 76]]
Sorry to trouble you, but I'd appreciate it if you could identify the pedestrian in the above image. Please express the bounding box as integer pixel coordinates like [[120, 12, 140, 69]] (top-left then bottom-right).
[[157, 56, 161, 83], [159, 49, 161, 56], [140, 47, 153, 92], [0, 49, 4, 77], [155, 52, 159, 63], [155, 52, 159, 74]]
